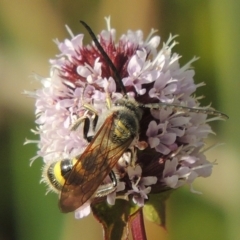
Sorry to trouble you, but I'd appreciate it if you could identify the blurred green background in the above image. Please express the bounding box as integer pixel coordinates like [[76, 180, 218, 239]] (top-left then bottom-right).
[[0, 0, 239, 239]]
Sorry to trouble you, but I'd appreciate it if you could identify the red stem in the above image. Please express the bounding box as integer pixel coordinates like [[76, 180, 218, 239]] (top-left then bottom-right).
[[130, 208, 147, 240]]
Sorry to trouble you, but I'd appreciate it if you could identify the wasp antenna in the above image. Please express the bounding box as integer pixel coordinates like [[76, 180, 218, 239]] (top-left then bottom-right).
[[141, 102, 229, 120], [80, 20, 127, 97]]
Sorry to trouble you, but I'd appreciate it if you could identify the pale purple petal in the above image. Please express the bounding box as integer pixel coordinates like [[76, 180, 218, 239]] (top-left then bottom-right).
[[148, 137, 160, 148], [146, 121, 158, 137], [127, 165, 142, 179], [164, 175, 179, 188], [156, 143, 171, 155], [160, 133, 176, 145]]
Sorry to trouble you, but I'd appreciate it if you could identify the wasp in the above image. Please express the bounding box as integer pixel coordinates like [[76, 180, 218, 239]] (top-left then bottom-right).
[[44, 21, 228, 213]]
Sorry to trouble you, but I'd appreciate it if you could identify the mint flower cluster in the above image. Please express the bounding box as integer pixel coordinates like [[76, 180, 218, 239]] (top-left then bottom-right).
[[25, 17, 226, 218]]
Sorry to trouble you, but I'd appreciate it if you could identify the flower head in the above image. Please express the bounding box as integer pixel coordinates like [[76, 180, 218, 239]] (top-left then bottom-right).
[[26, 17, 227, 218]]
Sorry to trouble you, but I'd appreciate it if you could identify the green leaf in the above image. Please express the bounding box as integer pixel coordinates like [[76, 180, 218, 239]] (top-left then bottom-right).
[[91, 199, 140, 240], [143, 190, 173, 228]]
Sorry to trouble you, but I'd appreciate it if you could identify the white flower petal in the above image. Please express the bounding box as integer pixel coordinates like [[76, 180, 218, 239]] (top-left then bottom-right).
[[74, 201, 91, 219], [141, 176, 157, 186]]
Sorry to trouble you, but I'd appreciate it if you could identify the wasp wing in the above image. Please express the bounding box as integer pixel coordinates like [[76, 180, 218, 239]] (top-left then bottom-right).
[[60, 113, 134, 213]]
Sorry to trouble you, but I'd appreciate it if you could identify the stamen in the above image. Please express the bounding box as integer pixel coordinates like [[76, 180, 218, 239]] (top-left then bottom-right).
[[145, 28, 158, 43], [104, 16, 111, 31], [200, 143, 225, 154], [65, 25, 75, 38]]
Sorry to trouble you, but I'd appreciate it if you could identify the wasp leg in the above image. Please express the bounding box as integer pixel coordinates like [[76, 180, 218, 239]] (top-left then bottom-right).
[[128, 147, 137, 167], [70, 116, 92, 142], [81, 103, 99, 132], [120, 147, 137, 167], [109, 170, 118, 187], [71, 104, 99, 142], [82, 103, 98, 115], [70, 116, 87, 132], [92, 114, 98, 132], [72, 90, 111, 135], [105, 90, 112, 110], [94, 171, 118, 198], [83, 118, 92, 142]]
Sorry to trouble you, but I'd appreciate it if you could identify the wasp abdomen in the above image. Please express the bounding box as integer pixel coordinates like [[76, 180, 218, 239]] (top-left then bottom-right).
[[46, 158, 77, 192]]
